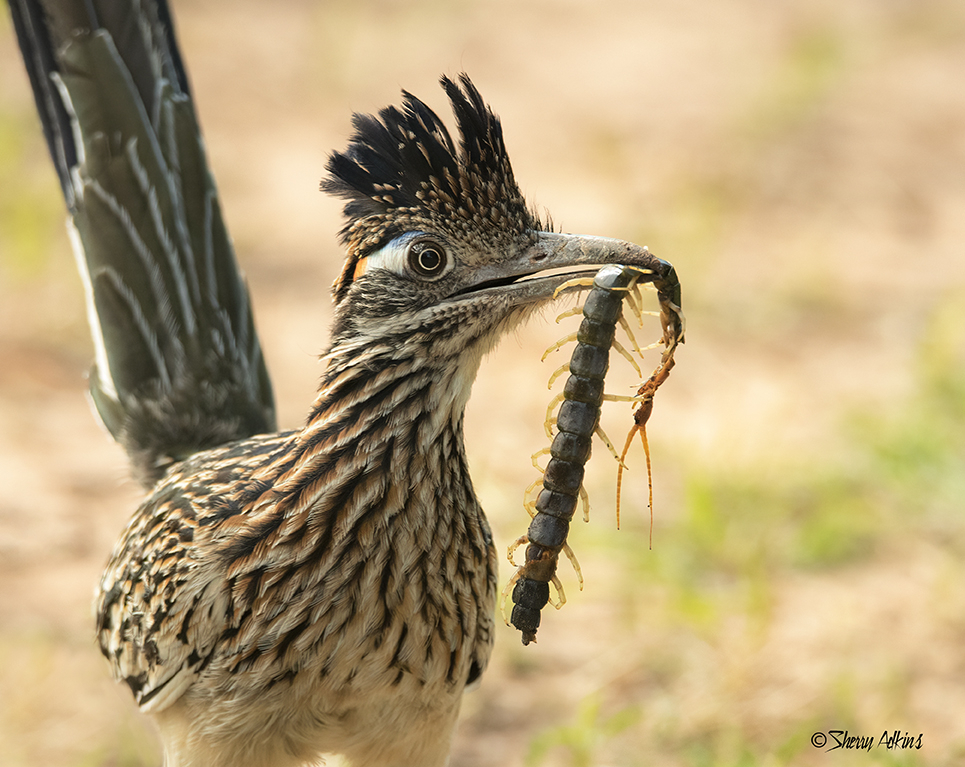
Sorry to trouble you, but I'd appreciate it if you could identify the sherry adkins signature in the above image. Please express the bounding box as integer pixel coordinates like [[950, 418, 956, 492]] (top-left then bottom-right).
[[811, 730, 923, 751]]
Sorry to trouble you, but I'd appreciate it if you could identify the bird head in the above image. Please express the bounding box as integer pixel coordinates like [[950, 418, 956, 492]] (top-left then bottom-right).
[[322, 74, 680, 359]]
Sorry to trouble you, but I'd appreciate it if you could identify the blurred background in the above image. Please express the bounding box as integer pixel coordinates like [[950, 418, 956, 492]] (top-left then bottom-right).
[[1, 0, 964, 765]]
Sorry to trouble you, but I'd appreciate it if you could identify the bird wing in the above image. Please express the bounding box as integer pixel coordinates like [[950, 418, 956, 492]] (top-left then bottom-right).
[[8, 0, 276, 487], [97, 493, 232, 714]]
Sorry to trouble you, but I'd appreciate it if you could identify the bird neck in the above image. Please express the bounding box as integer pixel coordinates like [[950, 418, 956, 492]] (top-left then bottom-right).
[[308, 332, 484, 455], [260, 330, 491, 558]]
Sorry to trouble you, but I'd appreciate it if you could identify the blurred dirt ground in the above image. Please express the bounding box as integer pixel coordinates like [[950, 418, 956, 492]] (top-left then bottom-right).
[[1, 0, 965, 765]]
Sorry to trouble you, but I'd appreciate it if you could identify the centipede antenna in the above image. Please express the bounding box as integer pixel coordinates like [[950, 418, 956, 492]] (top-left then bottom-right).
[[541, 332, 580, 362], [547, 362, 571, 389], [562, 544, 585, 590]]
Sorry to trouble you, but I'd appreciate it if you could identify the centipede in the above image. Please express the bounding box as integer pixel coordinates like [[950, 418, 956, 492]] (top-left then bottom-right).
[[503, 258, 684, 645]]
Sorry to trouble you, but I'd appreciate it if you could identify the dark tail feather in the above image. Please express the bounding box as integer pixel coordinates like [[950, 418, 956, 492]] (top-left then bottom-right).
[[8, 0, 276, 487]]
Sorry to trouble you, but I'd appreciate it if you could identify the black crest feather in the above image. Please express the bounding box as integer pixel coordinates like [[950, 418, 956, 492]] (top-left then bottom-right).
[[322, 74, 539, 301]]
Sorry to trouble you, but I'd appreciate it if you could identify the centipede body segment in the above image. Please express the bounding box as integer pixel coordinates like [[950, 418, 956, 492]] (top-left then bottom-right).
[[506, 259, 684, 644]]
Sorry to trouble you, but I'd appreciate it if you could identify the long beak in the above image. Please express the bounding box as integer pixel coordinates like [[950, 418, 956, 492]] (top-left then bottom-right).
[[461, 231, 684, 343]]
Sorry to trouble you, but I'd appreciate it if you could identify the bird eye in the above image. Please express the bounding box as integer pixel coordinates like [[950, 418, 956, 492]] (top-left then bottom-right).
[[363, 232, 451, 283], [408, 239, 448, 279]]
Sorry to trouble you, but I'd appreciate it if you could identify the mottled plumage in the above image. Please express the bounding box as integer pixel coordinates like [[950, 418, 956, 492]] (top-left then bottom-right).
[[9, 1, 676, 765]]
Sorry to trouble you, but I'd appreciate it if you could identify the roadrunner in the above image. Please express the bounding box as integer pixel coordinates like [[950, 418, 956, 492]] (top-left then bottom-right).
[[9, 1, 678, 765]]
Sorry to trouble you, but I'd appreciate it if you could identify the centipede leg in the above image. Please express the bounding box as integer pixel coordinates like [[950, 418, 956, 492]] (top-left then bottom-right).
[[523, 477, 543, 517], [500, 567, 523, 626], [541, 332, 580, 361], [552, 276, 596, 300], [623, 283, 645, 326], [625, 292, 662, 327], [617, 313, 646, 358], [602, 393, 646, 404], [562, 542, 584, 591], [594, 423, 628, 469], [544, 392, 565, 437], [547, 362, 570, 389], [611, 338, 643, 377], [549, 575, 567, 609], [507, 534, 530, 567], [531, 447, 552, 471], [555, 305, 584, 324], [618, 314, 663, 360]]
